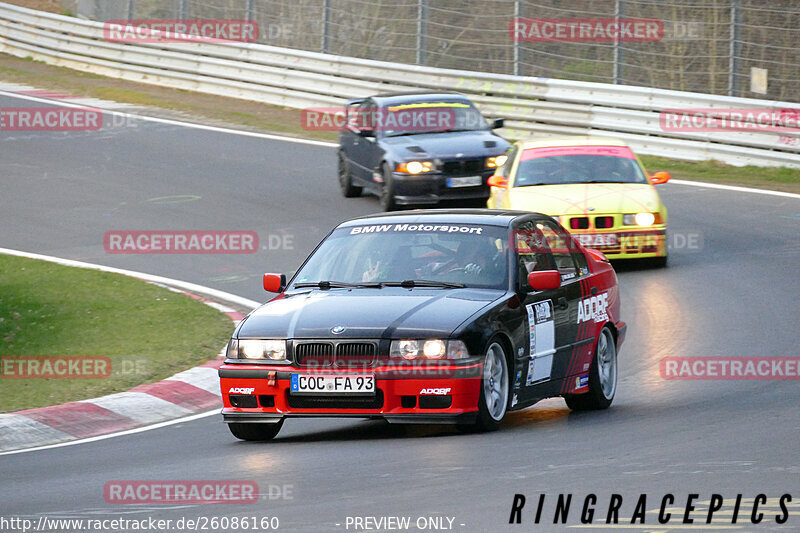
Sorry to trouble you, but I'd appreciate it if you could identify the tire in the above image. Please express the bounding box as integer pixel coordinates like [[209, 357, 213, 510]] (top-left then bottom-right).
[[338, 152, 362, 198], [228, 420, 284, 441], [565, 327, 617, 411], [467, 340, 510, 432], [379, 163, 398, 211]]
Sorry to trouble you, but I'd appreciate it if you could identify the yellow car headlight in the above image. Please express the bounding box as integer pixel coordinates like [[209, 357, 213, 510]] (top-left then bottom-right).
[[623, 213, 659, 226], [396, 161, 434, 174]]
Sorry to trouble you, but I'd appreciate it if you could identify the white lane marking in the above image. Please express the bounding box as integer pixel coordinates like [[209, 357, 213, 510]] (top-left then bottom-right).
[[0, 89, 338, 148], [2, 89, 798, 199], [0, 247, 261, 309], [670, 179, 800, 200], [0, 410, 218, 456]]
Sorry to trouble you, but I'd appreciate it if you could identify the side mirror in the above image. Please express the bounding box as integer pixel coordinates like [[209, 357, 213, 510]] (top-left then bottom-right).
[[263, 273, 286, 293], [487, 175, 508, 188], [491, 117, 505, 129], [649, 171, 671, 185], [527, 270, 561, 291]]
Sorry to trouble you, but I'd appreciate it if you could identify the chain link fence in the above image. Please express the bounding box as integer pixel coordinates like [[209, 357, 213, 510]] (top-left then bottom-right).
[[61, 0, 800, 102]]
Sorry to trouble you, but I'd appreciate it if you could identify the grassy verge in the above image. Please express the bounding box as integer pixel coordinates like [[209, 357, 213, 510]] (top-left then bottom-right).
[[0, 254, 234, 413], [0, 53, 797, 193]]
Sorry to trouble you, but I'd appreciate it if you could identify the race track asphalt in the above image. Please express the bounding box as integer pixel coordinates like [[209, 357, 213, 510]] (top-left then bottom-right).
[[2, 93, 799, 532]]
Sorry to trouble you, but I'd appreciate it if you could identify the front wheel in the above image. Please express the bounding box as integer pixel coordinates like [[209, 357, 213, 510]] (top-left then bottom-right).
[[338, 152, 362, 198], [465, 341, 510, 432], [228, 420, 284, 441], [379, 163, 398, 211], [565, 327, 617, 411]]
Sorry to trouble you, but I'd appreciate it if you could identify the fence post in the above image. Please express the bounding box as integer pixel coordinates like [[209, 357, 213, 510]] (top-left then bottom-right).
[[126, 0, 134, 19], [613, 0, 624, 84], [417, 0, 427, 65], [321, 0, 331, 53], [179, 0, 188, 20], [728, 0, 741, 96], [246, 0, 255, 21], [513, 0, 520, 76]]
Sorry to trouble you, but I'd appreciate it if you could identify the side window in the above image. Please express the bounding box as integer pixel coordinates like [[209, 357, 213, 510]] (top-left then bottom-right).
[[538, 220, 579, 282], [513, 221, 556, 287]]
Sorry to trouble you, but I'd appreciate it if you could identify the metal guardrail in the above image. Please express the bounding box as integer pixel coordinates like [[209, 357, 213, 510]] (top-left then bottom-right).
[[1, 2, 799, 168]]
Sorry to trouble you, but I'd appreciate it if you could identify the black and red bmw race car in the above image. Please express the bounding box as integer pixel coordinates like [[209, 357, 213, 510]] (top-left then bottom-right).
[[219, 210, 626, 440]]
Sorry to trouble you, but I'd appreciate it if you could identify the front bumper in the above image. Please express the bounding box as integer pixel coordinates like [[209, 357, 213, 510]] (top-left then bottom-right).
[[569, 228, 667, 259], [391, 172, 492, 205], [219, 361, 483, 424]]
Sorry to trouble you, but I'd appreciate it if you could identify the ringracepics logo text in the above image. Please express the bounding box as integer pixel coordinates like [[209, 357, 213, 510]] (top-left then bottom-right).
[[103, 231, 258, 254], [104, 20, 258, 43], [510, 18, 663, 42], [508, 493, 794, 526]]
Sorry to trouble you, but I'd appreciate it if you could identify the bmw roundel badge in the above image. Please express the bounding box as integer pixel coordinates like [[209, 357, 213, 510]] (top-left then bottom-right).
[[331, 325, 346, 334]]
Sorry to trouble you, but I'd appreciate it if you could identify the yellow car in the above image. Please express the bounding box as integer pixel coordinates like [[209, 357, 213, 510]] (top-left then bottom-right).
[[487, 136, 670, 265]]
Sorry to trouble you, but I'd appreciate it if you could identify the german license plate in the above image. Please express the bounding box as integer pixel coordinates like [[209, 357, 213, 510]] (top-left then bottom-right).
[[290, 374, 375, 395], [575, 233, 618, 248], [446, 176, 483, 188]]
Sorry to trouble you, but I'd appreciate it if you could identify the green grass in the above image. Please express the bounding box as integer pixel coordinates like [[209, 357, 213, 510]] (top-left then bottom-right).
[[640, 156, 800, 194], [0, 254, 234, 412]]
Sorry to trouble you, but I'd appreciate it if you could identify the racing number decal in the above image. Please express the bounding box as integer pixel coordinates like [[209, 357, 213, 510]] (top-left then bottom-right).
[[526, 300, 555, 385]]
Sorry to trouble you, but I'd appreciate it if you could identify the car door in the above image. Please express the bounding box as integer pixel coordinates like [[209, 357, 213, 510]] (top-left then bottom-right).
[[512, 219, 572, 400], [535, 218, 596, 384], [347, 99, 384, 186]]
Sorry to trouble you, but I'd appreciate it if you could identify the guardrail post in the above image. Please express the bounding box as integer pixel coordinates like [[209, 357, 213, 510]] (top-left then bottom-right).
[[179, 0, 188, 20], [728, 0, 741, 97], [417, 0, 428, 66], [126, 0, 135, 19], [613, 0, 624, 84], [321, 0, 331, 53]]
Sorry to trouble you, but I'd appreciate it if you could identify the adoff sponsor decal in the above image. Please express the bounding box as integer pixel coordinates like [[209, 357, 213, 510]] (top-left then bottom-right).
[[577, 293, 609, 324]]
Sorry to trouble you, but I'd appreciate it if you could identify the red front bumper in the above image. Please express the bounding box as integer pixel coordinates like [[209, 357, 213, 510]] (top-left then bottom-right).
[[219, 362, 483, 424]]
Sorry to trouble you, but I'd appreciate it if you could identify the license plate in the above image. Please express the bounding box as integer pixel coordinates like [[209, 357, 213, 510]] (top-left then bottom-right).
[[446, 176, 483, 188], [576, 233, 618, 248], [290, 374, 375, 395]]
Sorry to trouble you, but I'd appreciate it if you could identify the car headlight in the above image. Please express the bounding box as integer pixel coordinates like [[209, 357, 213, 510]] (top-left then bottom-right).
[[486, 155, 508, 169], [390, 339, 470, 360], [623, 213, 658, 226], [230, 339, 288, 361], [396, 161, 434, 174]]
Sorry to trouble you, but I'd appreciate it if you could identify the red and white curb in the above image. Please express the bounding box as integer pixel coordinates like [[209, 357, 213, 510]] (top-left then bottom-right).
[[0, 248, 259, 454]]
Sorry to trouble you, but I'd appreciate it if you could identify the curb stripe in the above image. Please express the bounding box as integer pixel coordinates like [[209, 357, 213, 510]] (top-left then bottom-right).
[[130, 380, 222, 412], [20, 402, 140, 439]]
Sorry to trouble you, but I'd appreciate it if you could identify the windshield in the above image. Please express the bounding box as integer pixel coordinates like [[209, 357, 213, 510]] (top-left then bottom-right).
[[382, 101, 489, 136], [291, 223, 509, 290], [515, 146, 648, 186]]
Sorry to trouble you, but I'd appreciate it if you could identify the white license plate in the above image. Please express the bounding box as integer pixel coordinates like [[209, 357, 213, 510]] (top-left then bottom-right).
[[576, 233, 618, 247], [290, 374, 375, 395], [446, 176, 483, 188]]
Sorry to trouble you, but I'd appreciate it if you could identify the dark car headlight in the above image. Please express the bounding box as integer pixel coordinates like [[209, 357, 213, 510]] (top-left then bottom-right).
[[396, 161, 434, 174], [390, 339, 469, 360]]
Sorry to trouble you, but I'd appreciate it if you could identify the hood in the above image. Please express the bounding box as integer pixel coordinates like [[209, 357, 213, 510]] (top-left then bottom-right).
[[507, 183, 663, 215], [237, 287, 505, 339], [382, 130, 509, 160]]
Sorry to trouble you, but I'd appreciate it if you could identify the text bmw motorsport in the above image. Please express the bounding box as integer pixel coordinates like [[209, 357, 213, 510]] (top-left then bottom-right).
[[218, 210, 626, 441]]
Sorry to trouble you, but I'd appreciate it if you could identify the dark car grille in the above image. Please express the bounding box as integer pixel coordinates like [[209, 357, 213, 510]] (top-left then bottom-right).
[[442, 158, 485, 176], [294, 341, 382, 368], [286, 389, 384, 410]]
